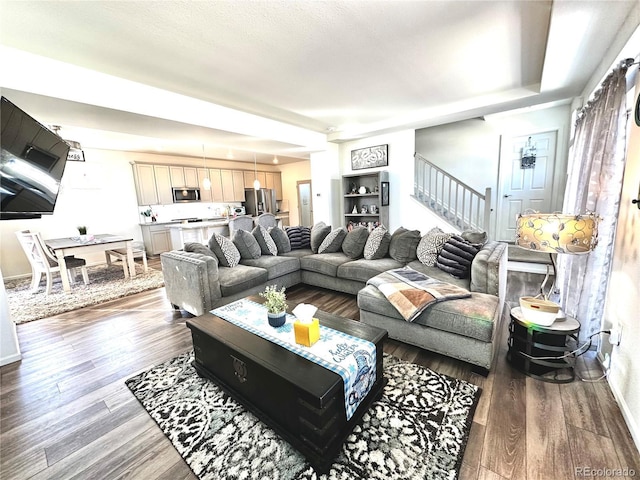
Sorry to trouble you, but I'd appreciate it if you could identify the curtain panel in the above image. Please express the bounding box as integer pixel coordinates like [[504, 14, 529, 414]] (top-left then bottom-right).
[[556, 63, 629, 338]]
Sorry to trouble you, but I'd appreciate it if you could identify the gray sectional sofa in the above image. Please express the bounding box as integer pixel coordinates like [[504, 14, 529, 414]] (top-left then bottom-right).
[[160, 223, 507, 372]]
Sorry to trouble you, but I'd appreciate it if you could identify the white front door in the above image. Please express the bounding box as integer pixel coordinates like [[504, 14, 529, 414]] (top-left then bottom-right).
[[496, 131, 558, 242]]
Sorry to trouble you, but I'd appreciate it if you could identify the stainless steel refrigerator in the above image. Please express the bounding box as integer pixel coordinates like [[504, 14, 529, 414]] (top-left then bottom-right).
[[244, 188, 277, 216]]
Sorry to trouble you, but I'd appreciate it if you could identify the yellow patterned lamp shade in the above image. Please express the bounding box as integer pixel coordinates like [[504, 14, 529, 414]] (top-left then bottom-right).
[[515, 213, 600, 254]]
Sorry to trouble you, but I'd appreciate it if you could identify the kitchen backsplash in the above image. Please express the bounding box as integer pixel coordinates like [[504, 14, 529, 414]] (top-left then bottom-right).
[[138, 201, 243, 222]]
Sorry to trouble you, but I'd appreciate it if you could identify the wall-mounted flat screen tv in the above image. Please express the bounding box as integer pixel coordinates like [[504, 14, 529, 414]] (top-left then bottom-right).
[[0, 96, 70, 220]]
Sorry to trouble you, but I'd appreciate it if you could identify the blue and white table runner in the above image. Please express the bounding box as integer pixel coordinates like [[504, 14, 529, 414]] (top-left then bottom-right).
[[212, 299, 376, 420]]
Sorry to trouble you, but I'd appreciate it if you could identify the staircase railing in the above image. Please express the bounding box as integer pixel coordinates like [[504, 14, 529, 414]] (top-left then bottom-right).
[[414, 153, 492, 234]]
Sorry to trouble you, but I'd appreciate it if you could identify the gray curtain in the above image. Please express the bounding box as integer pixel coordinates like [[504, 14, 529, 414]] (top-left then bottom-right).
[[556, 63, 629, 338]]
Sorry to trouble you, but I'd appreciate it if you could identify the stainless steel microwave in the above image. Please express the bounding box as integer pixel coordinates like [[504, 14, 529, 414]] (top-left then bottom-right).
[[172, 187, 201, 203]]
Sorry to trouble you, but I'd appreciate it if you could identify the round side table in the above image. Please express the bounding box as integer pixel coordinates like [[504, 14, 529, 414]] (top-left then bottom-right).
[[507, 306, 581, 383]]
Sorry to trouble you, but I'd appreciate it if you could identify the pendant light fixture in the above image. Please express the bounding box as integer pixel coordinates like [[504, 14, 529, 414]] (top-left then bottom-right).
[[253, 153, 261, 190], [201, 144, 211, 190]]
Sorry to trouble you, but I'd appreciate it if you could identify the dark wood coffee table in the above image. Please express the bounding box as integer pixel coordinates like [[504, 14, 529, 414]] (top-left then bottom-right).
[[186, 296, 388, 473]]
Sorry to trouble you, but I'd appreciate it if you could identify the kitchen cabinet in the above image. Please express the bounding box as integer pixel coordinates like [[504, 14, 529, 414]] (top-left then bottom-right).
[[233, 170, 245, 201], [209, 168, 224, 202], [141, 224, 172, 254], [169, 166, 185, 187], [154, 166, 173, 205], [220, 170, 235, 202], [133, 164, 158, 205], [274, 172, 283, 200], [265, 172, 274, 190], [197, 168, 212, 202], [244, 170, 256, 189], [184, 167, 198, 187]]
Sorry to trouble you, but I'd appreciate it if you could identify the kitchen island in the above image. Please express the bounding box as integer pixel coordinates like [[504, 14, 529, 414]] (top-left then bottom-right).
[[167, 218, 232, 250]]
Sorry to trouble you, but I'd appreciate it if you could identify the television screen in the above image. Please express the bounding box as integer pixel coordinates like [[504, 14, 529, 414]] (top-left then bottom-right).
[[0, 96, 70, 219]]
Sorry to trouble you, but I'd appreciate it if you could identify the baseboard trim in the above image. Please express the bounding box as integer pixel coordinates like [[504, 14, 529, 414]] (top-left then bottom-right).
[[598, 351, 640, 455], [0, 352, 22, 367]]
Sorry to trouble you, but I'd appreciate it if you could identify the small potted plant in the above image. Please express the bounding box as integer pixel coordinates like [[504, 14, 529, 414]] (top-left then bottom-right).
[[259, 285, 287, 327]]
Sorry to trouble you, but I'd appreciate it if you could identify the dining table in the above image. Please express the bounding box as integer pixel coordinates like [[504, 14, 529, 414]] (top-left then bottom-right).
[[45, 234, 135, 293]]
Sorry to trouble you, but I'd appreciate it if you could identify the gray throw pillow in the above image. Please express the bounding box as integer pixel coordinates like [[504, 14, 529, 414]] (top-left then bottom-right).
[[252, 225, 278, 256], [364, 225, 391, 260], [183, 242, 217, 258], [233, 229, 262, 259], [417, 227, 454, 266], [269, 227, 291, 254], [310, 222, 332, 253], [389, 227, 421, 263], [208, 233, 241, 267], [342, 226, 369, 259], [461, 230, 488, 246], [318, 227, 347, 254]]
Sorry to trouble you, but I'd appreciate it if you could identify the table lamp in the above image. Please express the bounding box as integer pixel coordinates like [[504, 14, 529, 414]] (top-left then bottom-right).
[[514, 212, 600, 325]]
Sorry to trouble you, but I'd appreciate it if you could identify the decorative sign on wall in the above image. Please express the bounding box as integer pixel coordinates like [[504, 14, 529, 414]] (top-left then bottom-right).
[[521, 137, 536, 169], [351, 144, 388, 170]]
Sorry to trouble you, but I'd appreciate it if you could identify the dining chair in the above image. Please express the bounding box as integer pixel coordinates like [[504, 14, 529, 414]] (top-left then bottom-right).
[[228, 216, 255, 238], [255, 213, 278, 229], [15, 230, 90, 295]]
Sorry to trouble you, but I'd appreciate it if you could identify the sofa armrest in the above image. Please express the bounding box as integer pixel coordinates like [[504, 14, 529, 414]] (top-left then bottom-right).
[[160, 251, 222, 316], [470, 241, 507, 299]]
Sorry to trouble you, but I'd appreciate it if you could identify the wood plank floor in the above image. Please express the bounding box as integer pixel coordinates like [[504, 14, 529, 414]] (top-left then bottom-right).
[[1, 259, 638, 479]]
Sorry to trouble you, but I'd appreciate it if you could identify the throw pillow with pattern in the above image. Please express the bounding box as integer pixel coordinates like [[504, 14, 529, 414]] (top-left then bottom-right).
[[252, 225, 278, 256], [417, 227, 454, 266], [285, 226, 311, 250], [318, 227, 347, 254], [208, 233, 241, 268], [364, 225, 391, 260], [436, 235, 481, 279]]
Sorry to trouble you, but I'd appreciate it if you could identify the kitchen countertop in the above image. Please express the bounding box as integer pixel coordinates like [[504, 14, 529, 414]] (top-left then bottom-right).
[[139, 213, 289, 227]]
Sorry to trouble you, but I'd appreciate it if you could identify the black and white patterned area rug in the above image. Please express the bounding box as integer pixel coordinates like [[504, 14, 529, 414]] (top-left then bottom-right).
[[126, 351, 480, 480]]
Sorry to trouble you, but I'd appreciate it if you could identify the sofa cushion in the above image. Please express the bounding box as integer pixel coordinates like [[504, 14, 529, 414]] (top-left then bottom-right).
[[436, 235, 481, 279], [300, 252, 351, 277], [310, 222, 332, 253], [252, 225, 278, 256], [318, 227, 347, 254], [208, 233, 241, 267], [364, 225, 391, 260], [241, 255, 300, 280], [417, 227, 454, 266], [281, 248, 314, 259], [337, 257, 404, 284], [232, 229, 261, 259], [389, 227, 421, 263], [342, 226, 369, 259], [184, 242, 217, 258], [269, 227, 291, 254], [217, 264, 269, 297], [285, 226, 311, 250], [357, 284, 497, 343]]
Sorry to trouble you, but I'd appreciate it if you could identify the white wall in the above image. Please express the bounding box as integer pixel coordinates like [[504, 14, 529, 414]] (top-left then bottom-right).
[[1, 148, 141, 278], [415, 104, 572, 236], [309, 144, 340, 227]]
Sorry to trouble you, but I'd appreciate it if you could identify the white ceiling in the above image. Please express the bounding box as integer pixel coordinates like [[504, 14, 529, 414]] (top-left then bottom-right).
[[0, 0, 637, 165]]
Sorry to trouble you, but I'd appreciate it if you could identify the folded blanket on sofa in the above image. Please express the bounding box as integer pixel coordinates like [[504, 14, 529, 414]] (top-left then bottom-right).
[[367, 267, 472, 322]]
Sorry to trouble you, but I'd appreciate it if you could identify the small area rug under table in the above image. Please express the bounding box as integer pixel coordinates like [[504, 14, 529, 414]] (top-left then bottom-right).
[[4, 264, 164, 324], [125, 350, 480, 480]]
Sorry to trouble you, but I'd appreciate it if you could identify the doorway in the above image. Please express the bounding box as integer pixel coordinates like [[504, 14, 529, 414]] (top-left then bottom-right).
[[297, 180, 313, 227], [496, 131, 558, 241]]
